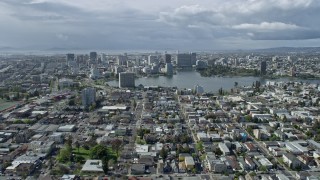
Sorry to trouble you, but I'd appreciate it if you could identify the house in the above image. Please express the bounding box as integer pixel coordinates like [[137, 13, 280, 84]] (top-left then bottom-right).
[[57, 125, 76, 132], [245, 157, 256, 170], [131, 163, 146, 175], [297, 155, 314, 166], [244, 142, 258, 152], [218, 143, 230, 155], [5, 163, 35, 176], [6, 152, 43, 174], [197, 132, 210, 142], [138, 155, 154, 167], [283, 153, 302, 169], [28, 141, 55, 155], [209, 159, 227, 173], [295, 171, 311, 180], [81, 160, 104, 173], [258, 157, 273, 169], [184, 156, 195, 170], [178, 162, 186, 173], [61, 174, 77, 180]]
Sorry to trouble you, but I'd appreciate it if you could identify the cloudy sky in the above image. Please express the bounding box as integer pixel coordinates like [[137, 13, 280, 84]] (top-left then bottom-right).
[[1, 0, 320, 50]]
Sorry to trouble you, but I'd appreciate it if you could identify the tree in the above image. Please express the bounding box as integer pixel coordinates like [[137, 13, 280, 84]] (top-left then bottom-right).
[[102, 157, 109, 174], [75, 141, 80, 153], [215, 147, 223, 156], [247, 127, 253, 135], [218, 87, 223, 95], [111, 139, 122, 157], [57, 148, 71, 163], [68, 99, 75, 106], [48, 158, 54, 170], [259, 165, 267, 172], [65, 135, 73, 152], [74, 155, 85, 163], [315, 134, 320, 142], [33, 90, 40, 97], [191, 167, 196, 173], [305, 131, 312, 138], [160, 147, 168, 159], [90, 144, 108, 159], [245, 115, 252, 122], [196, 141, 204, 152], [57, 164, 70, 174]]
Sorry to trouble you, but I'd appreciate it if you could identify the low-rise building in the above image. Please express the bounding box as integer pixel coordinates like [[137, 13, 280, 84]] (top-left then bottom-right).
[[81, 160, 104, 173], [184, 156, 195, 170], [283, 153, 302, 169]]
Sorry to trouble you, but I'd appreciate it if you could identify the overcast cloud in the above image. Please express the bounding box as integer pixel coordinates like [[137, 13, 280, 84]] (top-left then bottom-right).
[[0, 0, 320, 50]]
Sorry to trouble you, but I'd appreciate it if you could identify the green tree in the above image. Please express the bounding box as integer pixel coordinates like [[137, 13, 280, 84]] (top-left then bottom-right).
[[247, 127, 253, 135], [160, 147, 168, 159], [90, 144, 108, 159], [245, 115, 252, 122], [315, 134, 320, 142], [75, 141, 80, 153], [57, 148, 71, 163], [68, 99, 75, 106], [196, 141, 204, 152], [215, 147, 223, 156], [259, 165, 267, 172], [191, 167, 196, 173], [102, 157, 109, 174], [111, 139, 122, 157], [74, 155, 85, 163], [65, 135, 73, 152], [305, 131, 312, 138]]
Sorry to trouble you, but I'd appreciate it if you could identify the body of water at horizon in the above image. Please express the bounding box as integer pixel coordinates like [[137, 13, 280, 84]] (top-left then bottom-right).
[[107, 70, 320, 92]]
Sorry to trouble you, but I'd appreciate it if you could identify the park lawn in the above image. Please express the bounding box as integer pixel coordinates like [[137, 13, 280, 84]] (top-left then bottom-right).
[[72, 147, 90, 159], [72, 147, 118, 161], [0, 99, 20, 111]]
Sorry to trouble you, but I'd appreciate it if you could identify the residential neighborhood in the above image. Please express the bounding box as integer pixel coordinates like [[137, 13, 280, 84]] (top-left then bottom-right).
[[0, 51, 320, 180]]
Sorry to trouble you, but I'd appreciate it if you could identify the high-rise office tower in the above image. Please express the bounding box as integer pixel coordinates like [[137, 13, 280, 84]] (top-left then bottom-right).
[[81, 87, 96, 107], [117, 55, 128, 66], [191, 52, 197, 65], [165, 63, 173, 76], [177, 53, 192, 67], [260, 60, 267, 75], [66, 54, 75, 63], [119, 72, 135, 88], [148, 55, 158, 65], [176, 52, 196, 67], [165, 54, 171, 63], [90, 52, 97, 63]]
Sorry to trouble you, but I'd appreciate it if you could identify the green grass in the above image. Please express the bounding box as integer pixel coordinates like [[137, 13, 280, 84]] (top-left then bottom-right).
[[0, 99, 20, 111], [72, 147, 90, 159]]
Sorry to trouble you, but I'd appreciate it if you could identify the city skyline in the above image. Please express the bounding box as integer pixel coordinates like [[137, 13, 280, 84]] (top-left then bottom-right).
[[1, 0, 320, 51]]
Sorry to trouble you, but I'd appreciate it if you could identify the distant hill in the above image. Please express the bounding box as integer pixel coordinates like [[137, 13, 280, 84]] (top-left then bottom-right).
[[252, 47, 320, 53]]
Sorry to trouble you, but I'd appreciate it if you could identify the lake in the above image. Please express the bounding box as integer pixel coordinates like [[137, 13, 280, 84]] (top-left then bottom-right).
[[107, 70, 320, 92]]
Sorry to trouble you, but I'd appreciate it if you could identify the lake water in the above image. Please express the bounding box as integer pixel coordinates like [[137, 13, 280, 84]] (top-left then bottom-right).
[[108, 70, 320, 92]]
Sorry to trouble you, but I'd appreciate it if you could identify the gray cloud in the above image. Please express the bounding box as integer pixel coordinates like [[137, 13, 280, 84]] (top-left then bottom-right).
[[0, 0, 320, 50]]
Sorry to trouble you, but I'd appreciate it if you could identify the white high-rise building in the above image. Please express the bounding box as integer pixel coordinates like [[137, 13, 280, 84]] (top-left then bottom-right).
[[82, 87, 96, 107], [119, 72, 135, 88]]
